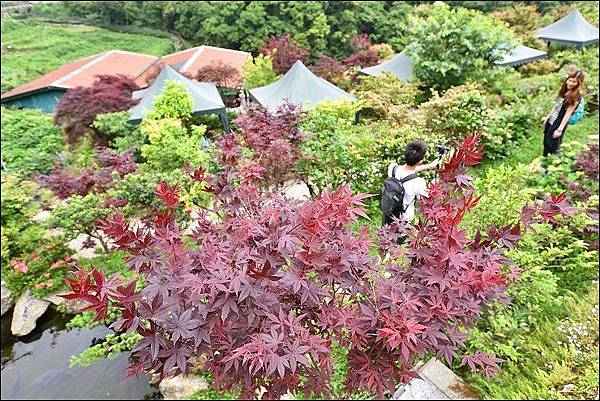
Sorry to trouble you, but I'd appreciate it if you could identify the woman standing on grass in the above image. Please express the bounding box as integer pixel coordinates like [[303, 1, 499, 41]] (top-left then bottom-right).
[[542, 68, 585, 156]]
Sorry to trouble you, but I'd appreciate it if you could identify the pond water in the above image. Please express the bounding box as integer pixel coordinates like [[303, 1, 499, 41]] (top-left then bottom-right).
[[1, 307, 160, 400]]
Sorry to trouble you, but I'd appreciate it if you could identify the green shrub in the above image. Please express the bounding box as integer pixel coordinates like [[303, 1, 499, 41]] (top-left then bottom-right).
[[1, 107, 64, 174], [517, 59, 561, 77], [48, 193, 114, 252], [417, 83, 489, 141], [138, 81, 212, 172], [242, 54, 281, 91], [352, 72, 420, 123], [406, 2, 516, 91], [463, 283, 599, 400]]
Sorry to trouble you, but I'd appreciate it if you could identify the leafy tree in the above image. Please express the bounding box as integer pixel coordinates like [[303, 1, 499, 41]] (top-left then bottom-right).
[[195, 62, 239, 88], [233, 101, 307, 187], [62, 133, 575, 399], [138, 80, 211, 172], [54, 74, 140, 144], [259, 33, 310, 75], [406, 2, 516, 91], [309, 54, 347, 85], [242, 54, 281, 90]]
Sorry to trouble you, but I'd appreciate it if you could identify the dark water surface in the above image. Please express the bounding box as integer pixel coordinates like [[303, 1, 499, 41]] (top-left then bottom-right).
[[1, 308, 160, 400]]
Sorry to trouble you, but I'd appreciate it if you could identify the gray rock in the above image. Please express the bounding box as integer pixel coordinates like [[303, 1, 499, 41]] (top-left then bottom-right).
[[393, 378, 449, 400], [11, 289, 50, 336], [43, 290, 87, 314], [31, 210, 52, 223], [418, 358, 478, 400], [159, 374, 209, 400], [283, 181, 311, 202], [1, 281, 15, 316]]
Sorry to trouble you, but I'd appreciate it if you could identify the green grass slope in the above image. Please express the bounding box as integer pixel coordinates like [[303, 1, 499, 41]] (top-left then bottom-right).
[[1, 17, 174, 93]]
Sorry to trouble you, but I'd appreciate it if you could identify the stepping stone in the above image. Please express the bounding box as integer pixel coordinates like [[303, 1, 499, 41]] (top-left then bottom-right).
[[393, 378, 449, 400]]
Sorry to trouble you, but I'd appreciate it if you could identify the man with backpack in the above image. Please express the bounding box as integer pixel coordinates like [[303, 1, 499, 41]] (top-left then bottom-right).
[[380, 141, 441, 231]]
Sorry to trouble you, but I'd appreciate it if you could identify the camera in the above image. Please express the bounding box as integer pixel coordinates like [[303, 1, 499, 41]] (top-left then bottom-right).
[[436, 145, 451, 156]]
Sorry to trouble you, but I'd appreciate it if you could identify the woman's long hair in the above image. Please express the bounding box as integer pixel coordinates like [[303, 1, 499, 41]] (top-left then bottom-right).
[[558, 69, 585, 107]]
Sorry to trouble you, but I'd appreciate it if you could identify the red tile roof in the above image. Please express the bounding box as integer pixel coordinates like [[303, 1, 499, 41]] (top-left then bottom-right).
[[2, 46, 251, 101], [2, 50, 159, 100]]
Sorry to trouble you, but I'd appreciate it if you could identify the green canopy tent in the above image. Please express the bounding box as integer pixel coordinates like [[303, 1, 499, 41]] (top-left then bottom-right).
[[537, 10, 599, 49], [495, 44, 548, 67], [129, 65, 230, 132], [358, 53, 414, 81], [248, 60, 356, 111]]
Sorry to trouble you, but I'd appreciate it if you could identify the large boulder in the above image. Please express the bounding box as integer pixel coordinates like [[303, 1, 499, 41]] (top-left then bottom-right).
[[11, 289, 50, 336], [159, 374, 209, 400], [1, 281, 15, 316]]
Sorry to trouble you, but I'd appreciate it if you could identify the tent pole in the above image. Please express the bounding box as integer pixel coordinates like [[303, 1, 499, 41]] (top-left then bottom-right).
[[219, 113, 231, 133]]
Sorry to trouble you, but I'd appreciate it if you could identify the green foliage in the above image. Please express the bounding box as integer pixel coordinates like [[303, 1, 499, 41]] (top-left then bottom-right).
[[1, 17, 173, 93], [137, 81, 211, 173], [242, 54, 281, 90], [462, 162, 537, 232], [93, 110, 146, 160], [48, 193, 114, 252], [146, 80, 194, 121], [352, 72, 420, 123], [1, 107, 64, 174], [109, 167, 212, 216], [0, 174, 64, 297], [417, 83, 489, 141], [463, 283, 599, 400], [406, 2, 516, 91], [140, 118, 210, 172], [69, 331, 142, 368], [1, 174, 71, 298]]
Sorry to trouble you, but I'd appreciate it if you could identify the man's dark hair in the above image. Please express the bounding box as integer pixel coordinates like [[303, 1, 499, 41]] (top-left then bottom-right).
[[404, 141, 428, 166]]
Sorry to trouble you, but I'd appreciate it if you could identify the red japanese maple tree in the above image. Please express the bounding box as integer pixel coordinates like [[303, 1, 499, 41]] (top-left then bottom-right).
[[55, 74, 140, 144], [233, 100, 307, 187], [195, 62, 239, 88], [62, 133, 574, 399], [259, 33, 310, 75]]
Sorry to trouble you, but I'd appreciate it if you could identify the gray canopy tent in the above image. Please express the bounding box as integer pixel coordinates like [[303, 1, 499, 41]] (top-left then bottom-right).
[[248, 60, 356, 111], [537, 10, 599, 48], [129, 65, 230, 131], [358, 53, 414, 81], [495, 44, 548, 67]]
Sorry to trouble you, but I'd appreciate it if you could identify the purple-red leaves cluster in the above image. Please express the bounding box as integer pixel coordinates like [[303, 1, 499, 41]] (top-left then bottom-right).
[[55, 74, 140, 144], [195, 61, 239, 88], [259, 33, 310, 75], [233, 100, 307, 187], [63, 133, 575, 399], [39, 147, 137, 199], [309, 53, 347, 84], [343, 34, 380, 68]]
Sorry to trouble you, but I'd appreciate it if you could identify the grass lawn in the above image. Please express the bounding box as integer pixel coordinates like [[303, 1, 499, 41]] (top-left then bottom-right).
[[1, 17, 174, 93], [474, 111, 599, 174]]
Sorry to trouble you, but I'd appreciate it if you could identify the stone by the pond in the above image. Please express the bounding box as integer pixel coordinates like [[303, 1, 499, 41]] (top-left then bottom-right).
[[11, 289, 50, 336], [1, 281, 15, 316], [159, 374, 209, 400], [43, 291, 87, 314]]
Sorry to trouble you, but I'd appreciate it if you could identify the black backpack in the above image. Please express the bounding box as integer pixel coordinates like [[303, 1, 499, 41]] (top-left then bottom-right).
[[380, 164, 418, 218]]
